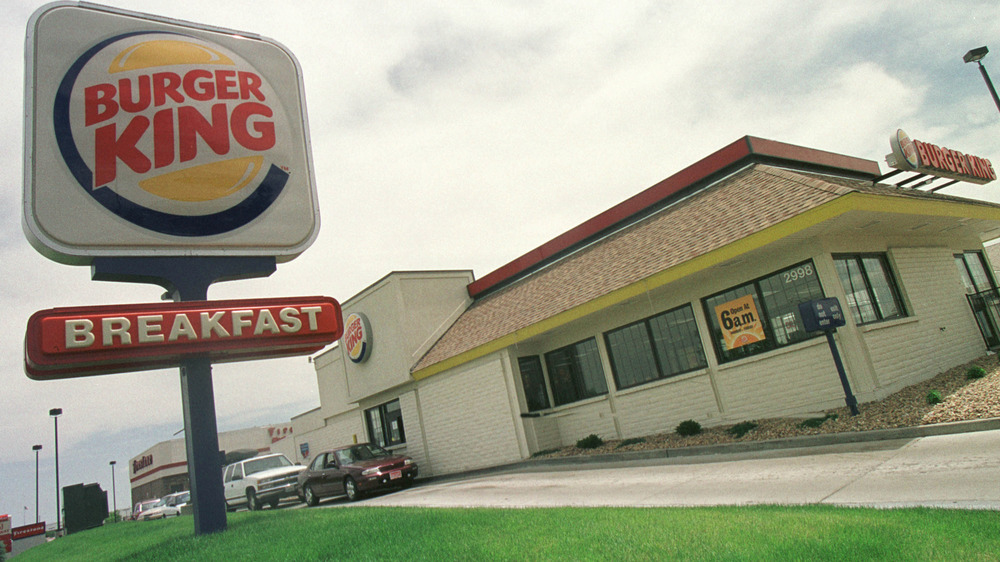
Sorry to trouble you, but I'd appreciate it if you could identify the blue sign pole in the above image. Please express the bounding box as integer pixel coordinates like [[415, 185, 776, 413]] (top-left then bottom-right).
[[92, 256, 276, 535], [824, 331, 860, 416], [798, 297, 860, 416]]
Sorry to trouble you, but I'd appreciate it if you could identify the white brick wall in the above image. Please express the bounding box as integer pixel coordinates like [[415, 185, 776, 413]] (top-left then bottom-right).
[[713, 339, 848, 420], [862, 247, 985, 394], [550, 399, 618, 445], [419, 357, 523, 475], [293, 411, 365, 466], [615, 374, 720, 437]]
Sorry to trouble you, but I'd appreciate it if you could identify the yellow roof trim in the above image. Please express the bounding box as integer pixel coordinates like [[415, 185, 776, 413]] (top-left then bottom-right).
[[411, 192, 1000, 381]]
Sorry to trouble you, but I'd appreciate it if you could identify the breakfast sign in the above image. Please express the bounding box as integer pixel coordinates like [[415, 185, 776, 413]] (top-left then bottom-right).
[[23, 3, 337, 535]]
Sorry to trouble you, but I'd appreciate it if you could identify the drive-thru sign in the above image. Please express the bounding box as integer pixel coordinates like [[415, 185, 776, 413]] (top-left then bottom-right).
[[24, 2, 329, 536]]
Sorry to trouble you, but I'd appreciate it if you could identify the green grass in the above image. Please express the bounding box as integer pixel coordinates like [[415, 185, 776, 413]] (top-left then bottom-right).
[[16, 506, 1000, 561]]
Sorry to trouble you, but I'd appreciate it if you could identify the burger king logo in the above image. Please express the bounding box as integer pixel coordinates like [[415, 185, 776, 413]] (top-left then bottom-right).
[[53, 32, 293, 237], [343, 313, 372, 364]]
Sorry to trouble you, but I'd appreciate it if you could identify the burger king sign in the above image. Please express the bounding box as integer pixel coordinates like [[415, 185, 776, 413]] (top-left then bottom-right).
[[24, 3, 319, 264]]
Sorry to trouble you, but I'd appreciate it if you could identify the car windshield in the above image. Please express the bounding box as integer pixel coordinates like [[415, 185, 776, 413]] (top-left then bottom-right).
[[243, 455, 292, 476], [342, 444, 392, 462]]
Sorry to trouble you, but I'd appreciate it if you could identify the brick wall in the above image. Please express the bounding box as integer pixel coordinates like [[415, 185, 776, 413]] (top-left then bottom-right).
[[419, 357, 523, 475], [862, 247, 984, 395], [615, 373, 720, 437]]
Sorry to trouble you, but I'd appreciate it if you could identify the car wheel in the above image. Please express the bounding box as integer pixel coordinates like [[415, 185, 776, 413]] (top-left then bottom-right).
[[269, 498, 281, 509], [247, 489, 261, 511], [304, 485, 319, 507], [345, 477, 362, 502]]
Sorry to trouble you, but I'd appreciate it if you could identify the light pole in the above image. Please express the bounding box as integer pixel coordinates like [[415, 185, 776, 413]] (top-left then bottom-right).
[[964, 46, 1000, 116], [49, 408, 62, 535], [109, 461, 118, 523], [32, 445, 42, 524]]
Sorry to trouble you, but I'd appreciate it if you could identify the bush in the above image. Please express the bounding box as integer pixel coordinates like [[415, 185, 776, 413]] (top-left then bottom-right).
[[799, 413, 837, 429], [576, 434, 604, 449], [966, 366, 987, 380], [728, 421, 758, 438], [926, 390, 943, 405], [675, 420, 702, 437], [616, 438, 645, 449]]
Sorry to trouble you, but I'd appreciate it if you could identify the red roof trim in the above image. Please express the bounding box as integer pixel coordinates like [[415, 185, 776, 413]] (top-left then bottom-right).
[[468, 136, 880, 298]]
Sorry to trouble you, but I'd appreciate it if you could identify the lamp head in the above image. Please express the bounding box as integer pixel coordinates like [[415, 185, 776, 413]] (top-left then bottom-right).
[[110, 460, 117, 466], [964, 46, 988, 63], [33, 444, 42, 451], [49, 408, 62, 417]]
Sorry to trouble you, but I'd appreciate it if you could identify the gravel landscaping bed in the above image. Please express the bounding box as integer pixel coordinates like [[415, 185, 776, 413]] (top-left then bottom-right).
[[534, 354, 1000, 459]]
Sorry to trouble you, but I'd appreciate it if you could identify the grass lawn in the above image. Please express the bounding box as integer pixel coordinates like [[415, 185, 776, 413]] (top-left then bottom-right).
[[14, 506, 999, 561]]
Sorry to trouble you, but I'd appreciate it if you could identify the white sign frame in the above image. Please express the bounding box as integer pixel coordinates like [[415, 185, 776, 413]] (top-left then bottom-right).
[[24, 2, 320, 264]]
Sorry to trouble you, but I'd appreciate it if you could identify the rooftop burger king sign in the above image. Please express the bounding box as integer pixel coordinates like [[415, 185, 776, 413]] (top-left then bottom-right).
[[24, 3, 318, 264]]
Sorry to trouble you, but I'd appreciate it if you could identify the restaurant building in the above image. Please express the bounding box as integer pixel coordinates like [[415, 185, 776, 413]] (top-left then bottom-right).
[[290, 135, 1000, 478]]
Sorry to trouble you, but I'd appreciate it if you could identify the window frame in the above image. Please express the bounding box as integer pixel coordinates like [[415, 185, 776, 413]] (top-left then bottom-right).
[[543, 337, 609, 407], [517, 355, 551, 412], [954, 251, 996, 295], [604, 303, 706, 390], [833, 253, 908, 325], [365, 399, 405, 448], [701, 259, 826, 364]]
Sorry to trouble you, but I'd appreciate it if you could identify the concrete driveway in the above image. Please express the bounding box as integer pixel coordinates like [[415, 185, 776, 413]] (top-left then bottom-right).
[[349, 428, 1000, 509]]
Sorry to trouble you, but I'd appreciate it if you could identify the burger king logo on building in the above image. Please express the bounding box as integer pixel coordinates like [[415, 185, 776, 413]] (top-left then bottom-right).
[[56, 32, 291, 237], [343, 313, 372, 363], [25, 4, 318, 264]]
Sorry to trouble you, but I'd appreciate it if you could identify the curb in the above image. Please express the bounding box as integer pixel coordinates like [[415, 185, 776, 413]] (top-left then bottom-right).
[[418, 417, 1000, 484]]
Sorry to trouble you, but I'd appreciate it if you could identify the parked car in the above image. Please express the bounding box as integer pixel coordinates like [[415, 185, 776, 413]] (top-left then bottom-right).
[[223, 453, 305, 511], [131, 499, 159, 521], [137, 491, 189, 521], [297, 443, 417, 505]]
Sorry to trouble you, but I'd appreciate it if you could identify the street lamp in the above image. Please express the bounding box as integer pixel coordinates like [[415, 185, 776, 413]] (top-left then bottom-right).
[[109, 461, 117, 523], [49, 408, 62, 535], [32, 445, 42, 524], [964, 46, 1000, 116]]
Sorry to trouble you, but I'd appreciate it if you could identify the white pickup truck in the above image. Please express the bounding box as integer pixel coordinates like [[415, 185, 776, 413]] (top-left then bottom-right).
[[222, 453, 306, 511]]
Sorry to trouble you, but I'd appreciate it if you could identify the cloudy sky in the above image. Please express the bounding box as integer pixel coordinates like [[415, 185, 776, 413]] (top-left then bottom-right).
[[2, 0, 998, 526]]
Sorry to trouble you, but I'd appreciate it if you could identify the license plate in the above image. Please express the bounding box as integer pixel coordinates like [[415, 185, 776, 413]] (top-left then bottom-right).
[[389, 470, 402, 480]]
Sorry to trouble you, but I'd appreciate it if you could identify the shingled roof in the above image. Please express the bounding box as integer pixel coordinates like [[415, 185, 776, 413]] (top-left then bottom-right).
[[411, 154, 1000, 378]]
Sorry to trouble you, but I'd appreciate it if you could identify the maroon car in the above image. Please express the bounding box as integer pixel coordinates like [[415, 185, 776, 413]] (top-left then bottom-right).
[[297, 443, 418, 504]]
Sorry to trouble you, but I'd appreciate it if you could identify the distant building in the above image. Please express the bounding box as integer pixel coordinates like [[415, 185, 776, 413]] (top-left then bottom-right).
[[128, 423, 294, 508]]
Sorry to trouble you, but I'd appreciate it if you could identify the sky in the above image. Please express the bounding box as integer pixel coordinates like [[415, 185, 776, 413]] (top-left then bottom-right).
[[1, 0, 999, 528]]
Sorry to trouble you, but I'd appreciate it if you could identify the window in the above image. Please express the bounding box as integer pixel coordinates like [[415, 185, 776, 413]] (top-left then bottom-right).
[[834, 254, 907, 325], [544, 338, 609, 406], [605, 304, 706, 390], [365, 399, 405, 447], [702, 260, 825, 364], [517, 356, 551, 411], [954, 251, 995, 294]]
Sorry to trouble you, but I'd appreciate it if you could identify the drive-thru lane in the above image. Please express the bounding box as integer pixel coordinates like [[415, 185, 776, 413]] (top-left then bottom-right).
[[345, 429, 1000, 509]]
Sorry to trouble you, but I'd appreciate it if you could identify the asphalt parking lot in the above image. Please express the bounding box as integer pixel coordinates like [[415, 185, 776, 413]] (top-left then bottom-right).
[[324, 425, 1000, 510]]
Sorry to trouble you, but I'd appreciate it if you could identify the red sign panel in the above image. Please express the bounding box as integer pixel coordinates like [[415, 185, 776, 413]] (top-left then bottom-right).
[[25, 296, 342, 380], [12, 522, 46, 540]]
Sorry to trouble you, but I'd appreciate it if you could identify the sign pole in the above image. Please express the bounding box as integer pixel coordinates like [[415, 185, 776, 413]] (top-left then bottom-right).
[[92, 257, 276, 535], [824, 331, 860, 416]]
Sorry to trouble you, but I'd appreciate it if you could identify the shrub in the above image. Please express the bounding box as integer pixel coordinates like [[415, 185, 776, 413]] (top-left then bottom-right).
[[530, 448, 560, 458], [799, 413, 838, 429], [576, 434, 604, 449], [675, 420, 702, 437], [926, 390, 943, 405], [966, 366, 987, 380], [728, 421, 758, 438], [616, 437, 645, 449]]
